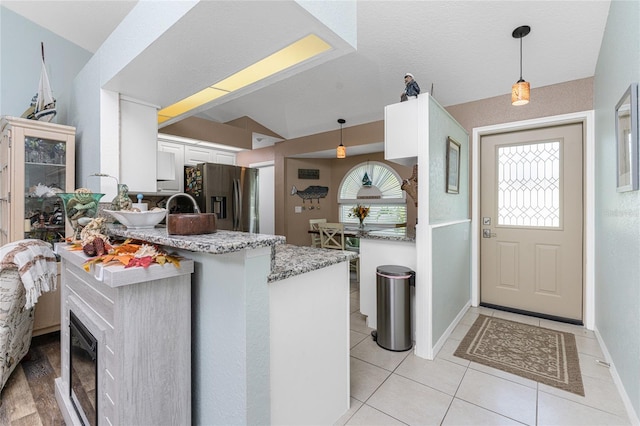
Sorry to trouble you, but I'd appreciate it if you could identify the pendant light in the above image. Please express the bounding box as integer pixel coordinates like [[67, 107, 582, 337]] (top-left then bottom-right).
[[511, 25, 531, 106], [336, 118, 346, 159]]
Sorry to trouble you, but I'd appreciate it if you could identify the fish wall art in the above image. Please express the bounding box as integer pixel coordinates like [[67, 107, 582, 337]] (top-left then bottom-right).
[[290, 185, 329, 203]]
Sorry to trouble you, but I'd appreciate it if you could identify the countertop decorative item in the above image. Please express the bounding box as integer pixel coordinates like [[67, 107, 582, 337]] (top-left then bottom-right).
[[58, 189, 105, 241], [79, 238, 182, 271], [113, 184, 132, 211], [104, 208, 167, 230], [88, 173, 131, 211], [349, 204, 370, 229], [131, 193, 148, 211], [165, 193, 216, 235]]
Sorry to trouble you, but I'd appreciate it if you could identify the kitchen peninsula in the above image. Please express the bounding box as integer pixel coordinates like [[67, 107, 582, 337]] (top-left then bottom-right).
[[107, 226, 354, 425]]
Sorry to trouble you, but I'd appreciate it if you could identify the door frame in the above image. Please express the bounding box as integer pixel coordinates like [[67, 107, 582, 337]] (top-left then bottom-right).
[[249, 160, 275, 235], [471, 111, 595, 329]]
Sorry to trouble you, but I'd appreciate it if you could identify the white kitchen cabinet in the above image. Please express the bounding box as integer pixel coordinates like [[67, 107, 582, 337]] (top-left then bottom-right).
[[157, 140, 184, 193], [213, 151, 236, 165], [157, 134, 237, 193], [184, 144, 237, 166], [119, 97, 159, 193], [185, 145, 212, 165], [384, 95, 428, 166]]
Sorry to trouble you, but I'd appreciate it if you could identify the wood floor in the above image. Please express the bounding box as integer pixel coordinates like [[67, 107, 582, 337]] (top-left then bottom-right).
[[0, 332, 65, 426]]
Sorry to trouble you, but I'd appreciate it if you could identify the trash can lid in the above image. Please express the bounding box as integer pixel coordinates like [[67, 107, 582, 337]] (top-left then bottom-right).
[[376, 265, 415, 276]]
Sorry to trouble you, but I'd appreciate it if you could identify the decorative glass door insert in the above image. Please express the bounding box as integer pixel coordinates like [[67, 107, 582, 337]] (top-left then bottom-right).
[[24, 136, 68, 242], [497, 141, 561, 228]]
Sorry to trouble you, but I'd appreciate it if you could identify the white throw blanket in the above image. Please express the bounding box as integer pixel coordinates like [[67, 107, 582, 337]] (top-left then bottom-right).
[[0, 239, 57, 309]]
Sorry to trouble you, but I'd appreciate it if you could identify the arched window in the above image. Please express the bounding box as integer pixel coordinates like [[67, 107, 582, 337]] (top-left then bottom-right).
[[338, 161, 407, 226]]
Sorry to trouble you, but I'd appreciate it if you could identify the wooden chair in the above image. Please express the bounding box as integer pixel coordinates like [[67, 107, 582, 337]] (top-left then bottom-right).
[[319, 223, 360, 282], [309, 218, 327, 248], [318, 222, 344, 250]]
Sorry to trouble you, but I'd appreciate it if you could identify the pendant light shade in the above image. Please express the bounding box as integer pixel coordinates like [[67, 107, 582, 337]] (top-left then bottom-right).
[[512, 80, 530, 106], [336, 118, 346, 159], [511, 25, 531, 106]]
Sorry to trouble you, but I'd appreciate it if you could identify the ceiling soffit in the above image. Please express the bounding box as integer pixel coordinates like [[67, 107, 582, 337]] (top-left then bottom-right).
[[102, 1, 356, 128]]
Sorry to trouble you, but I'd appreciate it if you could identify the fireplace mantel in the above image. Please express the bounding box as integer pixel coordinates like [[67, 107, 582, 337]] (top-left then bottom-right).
[[54, 244, 194, 426]]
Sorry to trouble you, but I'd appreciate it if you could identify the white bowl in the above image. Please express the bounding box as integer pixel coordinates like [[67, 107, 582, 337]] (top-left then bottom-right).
[[104, 208, 167, 229]]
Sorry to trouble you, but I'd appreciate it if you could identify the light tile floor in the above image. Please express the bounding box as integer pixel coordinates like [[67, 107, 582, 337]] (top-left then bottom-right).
[[337, 278, 632, 425]]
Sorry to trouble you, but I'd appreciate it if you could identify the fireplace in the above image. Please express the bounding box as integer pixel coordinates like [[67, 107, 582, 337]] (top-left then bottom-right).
[[55, 245, 193, 425], [69, 311, 97, 426]]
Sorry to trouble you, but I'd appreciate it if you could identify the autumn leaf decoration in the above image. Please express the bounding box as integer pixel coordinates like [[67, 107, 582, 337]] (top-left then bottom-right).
[[80, 239, 181, 272]]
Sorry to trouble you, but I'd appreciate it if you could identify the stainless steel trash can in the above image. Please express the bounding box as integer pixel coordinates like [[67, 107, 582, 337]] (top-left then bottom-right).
[[374, 265, 415, 351]]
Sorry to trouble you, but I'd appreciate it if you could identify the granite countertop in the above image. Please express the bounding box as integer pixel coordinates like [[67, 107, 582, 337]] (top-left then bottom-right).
[[108, 225, 286, 255], [268, 244, 357, 283], [108, 226, 360, 284], [358, 227, 416, 242]]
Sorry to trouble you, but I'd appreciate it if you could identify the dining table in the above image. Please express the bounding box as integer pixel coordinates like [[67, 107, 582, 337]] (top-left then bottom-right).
[[308, 225, 408, 238]]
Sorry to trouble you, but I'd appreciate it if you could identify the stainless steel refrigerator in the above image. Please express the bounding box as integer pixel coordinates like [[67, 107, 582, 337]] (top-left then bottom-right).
[[185, 163, 259, 232]]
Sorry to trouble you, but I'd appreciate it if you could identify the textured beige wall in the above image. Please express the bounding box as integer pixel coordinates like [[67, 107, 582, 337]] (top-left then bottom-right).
[[273, 122, 385, 238], [236, 121, 389, 240], [284, 152, 416, 246], [161, 116, 253, 149], [218, 78, 594, 242], [285, 158, 334, 246], [445, 77, 593, 212], [445, 77, 594, 136]]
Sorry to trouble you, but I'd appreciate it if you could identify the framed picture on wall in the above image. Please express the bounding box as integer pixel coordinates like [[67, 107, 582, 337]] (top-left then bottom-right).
[[615, 82, 639, 192], [446, 137, 461, 194]]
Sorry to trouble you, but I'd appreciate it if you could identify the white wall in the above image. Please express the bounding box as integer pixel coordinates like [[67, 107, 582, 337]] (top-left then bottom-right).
[[593, 0, 640, 420], [69, 1, 197, 193]]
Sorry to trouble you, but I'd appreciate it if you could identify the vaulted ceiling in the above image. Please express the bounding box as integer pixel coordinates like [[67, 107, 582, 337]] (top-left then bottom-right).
[[3, 1, 611, 143]]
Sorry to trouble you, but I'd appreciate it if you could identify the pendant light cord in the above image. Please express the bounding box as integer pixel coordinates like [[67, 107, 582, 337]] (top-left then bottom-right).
[[519, 37, 523, 81]]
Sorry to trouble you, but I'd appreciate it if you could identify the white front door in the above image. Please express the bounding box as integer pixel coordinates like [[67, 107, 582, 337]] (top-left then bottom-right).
[[480, 123, 584, 321]]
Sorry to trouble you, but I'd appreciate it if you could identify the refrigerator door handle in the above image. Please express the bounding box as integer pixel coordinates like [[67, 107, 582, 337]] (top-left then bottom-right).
[[233, 178, 242, 231]]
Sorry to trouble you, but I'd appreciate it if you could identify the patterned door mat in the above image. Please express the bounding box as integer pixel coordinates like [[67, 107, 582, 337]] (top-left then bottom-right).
[[454, 314, 584, 396]]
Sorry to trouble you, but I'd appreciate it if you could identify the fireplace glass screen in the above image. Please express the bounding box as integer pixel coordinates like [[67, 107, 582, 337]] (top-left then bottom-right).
[[69, 311, 98, 426]]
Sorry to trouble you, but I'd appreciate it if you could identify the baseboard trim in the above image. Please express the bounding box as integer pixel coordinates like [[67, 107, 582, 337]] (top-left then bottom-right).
[[431, 301, 471, 359], [593, 328, 640, 426]]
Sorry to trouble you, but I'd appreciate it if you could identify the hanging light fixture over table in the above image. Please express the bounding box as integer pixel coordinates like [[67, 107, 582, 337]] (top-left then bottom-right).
[[336, 118, 346, 159], [512, 25, 531, 106]]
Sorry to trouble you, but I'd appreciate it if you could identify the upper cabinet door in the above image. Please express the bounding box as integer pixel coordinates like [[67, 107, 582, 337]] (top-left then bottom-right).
[[120, 97, 159, 193], [213, 151, 236, 165], [184, 145, 214, 166], [384, 96, 426, 166], [157, 141, 184, 193]]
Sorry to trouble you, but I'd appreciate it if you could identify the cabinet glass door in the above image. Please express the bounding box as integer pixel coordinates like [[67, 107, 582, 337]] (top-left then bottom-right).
[[24, 136, 67, 243]]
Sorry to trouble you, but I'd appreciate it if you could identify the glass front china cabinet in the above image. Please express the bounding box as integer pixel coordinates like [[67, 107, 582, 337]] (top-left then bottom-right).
[[0, 116, 75, 335]]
